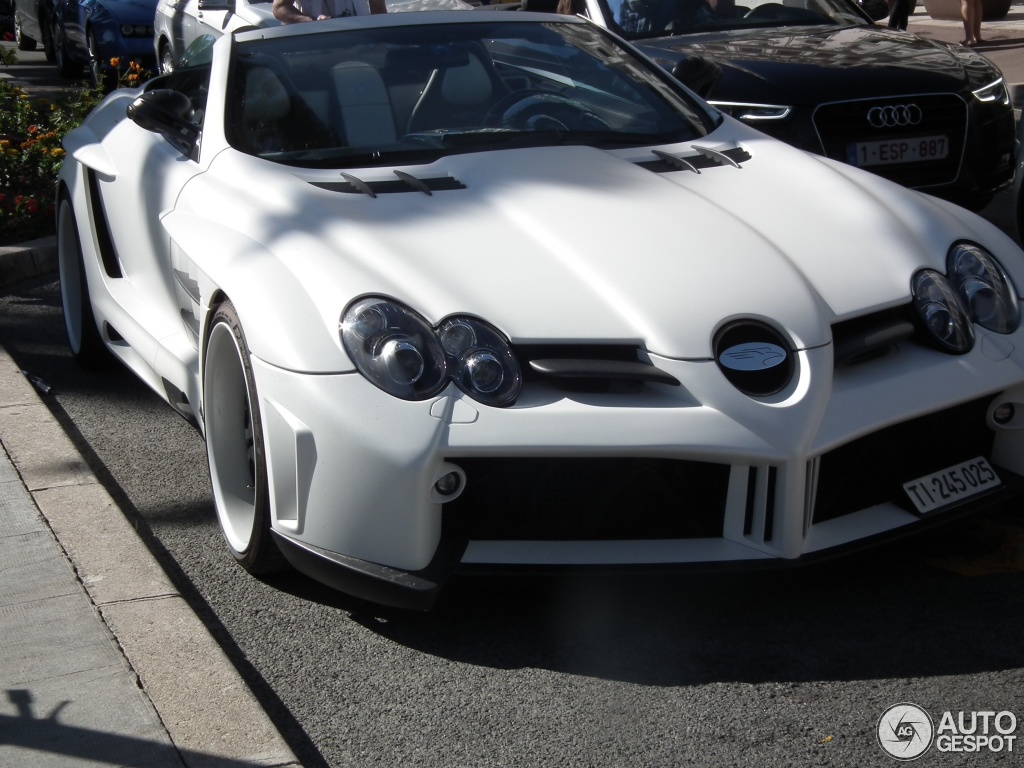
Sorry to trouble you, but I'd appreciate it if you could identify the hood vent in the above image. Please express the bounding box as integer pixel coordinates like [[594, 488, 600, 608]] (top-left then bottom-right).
[[639, 144, 751, 174], [310, 171, 465, 197], [517, 344, 679, 392]]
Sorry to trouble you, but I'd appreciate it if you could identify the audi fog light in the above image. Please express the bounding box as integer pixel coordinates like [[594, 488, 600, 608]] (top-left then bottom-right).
[[340, 297, 447, 400], [947, 243, 1020, 333], [438, 317, 521, 407], [912, 270, 974, 353]]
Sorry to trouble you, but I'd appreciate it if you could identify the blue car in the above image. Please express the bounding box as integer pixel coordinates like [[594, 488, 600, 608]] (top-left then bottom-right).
[[51, 0, 157, 88]]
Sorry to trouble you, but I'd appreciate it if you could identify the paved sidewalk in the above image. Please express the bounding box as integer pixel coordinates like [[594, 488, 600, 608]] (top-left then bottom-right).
[[0, 345, 301, 767]]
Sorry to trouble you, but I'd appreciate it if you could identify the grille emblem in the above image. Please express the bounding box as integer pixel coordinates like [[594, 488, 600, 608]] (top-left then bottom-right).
[[866, 104, 923, 128], [719, 343, 787, 371]]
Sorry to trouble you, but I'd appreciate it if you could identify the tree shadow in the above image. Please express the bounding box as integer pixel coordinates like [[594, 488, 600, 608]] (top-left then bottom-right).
[[0, 689, 281, 768]]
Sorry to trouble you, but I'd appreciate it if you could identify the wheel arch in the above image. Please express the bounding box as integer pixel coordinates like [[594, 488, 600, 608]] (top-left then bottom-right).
[[163, 213, 352, 375]]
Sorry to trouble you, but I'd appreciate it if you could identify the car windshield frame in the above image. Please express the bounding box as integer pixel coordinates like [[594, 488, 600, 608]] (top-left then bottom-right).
[[223, 17, 717, 168], [592, 0, 870, 40]]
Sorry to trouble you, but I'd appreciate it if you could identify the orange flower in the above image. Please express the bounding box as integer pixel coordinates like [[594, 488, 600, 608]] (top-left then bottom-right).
[[110, 57, 120, 67]]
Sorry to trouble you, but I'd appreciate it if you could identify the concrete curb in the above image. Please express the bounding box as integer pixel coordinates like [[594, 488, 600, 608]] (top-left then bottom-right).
[[0, 235, 57, 289], [0, 346, 301, 768]]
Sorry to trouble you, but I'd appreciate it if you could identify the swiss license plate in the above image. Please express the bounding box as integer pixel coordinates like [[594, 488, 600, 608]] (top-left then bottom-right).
[[902, 457, 1001, 515], [848, 135, 949, 167]]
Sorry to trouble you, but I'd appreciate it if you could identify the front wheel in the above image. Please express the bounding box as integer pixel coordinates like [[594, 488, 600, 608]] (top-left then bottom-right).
[[158, 39, 175, 75], [87, 30, 115, 91], [204, 301, 289, 575], [52, 20, 81, 78], [57, 197, 110, 369]]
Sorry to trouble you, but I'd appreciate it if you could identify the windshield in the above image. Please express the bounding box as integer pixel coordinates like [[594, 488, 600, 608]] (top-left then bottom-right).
[[599, 0, 868, 39], [225, 20, 714, 167]]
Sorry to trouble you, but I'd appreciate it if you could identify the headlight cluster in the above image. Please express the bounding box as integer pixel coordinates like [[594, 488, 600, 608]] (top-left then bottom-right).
[[972, 77, 1010, 105], [912, 243, 1020, 353], [341, 297, 521, 407], [708, 102, 792, 122]]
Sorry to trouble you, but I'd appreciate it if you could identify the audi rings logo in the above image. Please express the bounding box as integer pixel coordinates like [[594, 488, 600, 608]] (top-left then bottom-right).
[[866, 104, 923, 128]]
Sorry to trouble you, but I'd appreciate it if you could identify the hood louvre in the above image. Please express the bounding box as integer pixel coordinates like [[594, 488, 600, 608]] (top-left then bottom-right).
[[639, 145, 751, 174], [310, 172, 466, 197]]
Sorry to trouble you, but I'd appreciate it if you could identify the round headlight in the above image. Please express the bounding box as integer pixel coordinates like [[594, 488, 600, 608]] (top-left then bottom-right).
[[912, 269, 974, 354], [439, 317, 521, 407], [947, 243, 1020, 333], [340, 298, 447, 400]]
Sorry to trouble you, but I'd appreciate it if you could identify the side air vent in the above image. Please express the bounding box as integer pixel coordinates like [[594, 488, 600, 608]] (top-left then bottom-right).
[[310, 171, 465, 197], [638, 145, 751, 174]]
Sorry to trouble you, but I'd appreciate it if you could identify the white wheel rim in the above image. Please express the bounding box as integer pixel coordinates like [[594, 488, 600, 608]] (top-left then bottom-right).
[[205, 322, 258, 554]]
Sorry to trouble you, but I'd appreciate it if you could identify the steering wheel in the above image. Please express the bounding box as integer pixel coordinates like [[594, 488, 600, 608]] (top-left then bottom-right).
[[485, 92, 611, 132]]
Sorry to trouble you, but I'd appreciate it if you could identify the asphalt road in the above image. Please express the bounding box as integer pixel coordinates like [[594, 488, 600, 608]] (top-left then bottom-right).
[[3, 38, 1024, 768], [2, 277, 1024, 767]]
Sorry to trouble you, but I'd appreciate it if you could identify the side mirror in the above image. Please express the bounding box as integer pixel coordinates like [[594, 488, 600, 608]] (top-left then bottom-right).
[[127, 89, 201, 155]]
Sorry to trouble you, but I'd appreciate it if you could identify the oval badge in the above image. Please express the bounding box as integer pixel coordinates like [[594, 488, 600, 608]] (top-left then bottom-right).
[[719, 342, 788, 371]]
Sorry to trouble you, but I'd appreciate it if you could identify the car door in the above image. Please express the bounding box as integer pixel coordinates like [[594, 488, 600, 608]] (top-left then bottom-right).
[[79, 74, 211, 346]]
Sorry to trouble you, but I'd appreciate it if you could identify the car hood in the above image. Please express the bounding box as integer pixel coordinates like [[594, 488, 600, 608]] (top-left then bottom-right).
[[635, 25, 997, 104], [96, 0, 160, 21], [188, 131, 992, 362]]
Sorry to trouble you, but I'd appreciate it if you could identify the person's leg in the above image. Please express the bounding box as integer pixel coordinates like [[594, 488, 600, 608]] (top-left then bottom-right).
[[960, 0, 977, 44]]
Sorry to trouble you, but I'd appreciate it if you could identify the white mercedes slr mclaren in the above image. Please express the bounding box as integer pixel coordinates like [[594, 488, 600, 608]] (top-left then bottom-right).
[[57, 11, 1024, 609]]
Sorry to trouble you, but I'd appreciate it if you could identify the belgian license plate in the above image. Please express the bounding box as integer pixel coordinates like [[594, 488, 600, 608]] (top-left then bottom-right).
[[902, 457, 1001, 515], [848, 135, 949, 167]]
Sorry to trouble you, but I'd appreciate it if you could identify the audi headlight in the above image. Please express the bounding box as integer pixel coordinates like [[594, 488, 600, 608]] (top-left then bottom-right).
[[947, 243, 1020, 333], [341, 298, 447, 400], [972, 78, 1010, 105], [912, 269, 974, 354], [341, 298, 521, 406], [709, 102, 791, 121]]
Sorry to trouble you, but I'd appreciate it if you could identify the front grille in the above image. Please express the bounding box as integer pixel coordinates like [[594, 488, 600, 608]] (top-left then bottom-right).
[[442, 458, 729, 541], [813, 397, 995, 524], [813, 94, 967, 189]]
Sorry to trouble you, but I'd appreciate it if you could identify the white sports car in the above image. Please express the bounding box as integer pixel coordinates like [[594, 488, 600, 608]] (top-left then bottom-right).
[[59, 11, 1024, 609]]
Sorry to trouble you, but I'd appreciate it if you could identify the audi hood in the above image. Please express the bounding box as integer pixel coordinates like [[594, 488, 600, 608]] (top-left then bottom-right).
[[635, 25, 1002, 106]]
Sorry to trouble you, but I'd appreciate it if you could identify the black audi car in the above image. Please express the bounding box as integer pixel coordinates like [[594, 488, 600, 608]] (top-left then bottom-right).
[[556, 0, 1015, 209]]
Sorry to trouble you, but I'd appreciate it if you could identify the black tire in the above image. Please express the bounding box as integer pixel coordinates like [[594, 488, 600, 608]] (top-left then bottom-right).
[[41, 14, 55, 62], [57, 197, 111, 369], [14, 13, 38, 51], [203, 301, 289, 575], [87, 29, 115, 91], [52, 19, 81, 78]]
